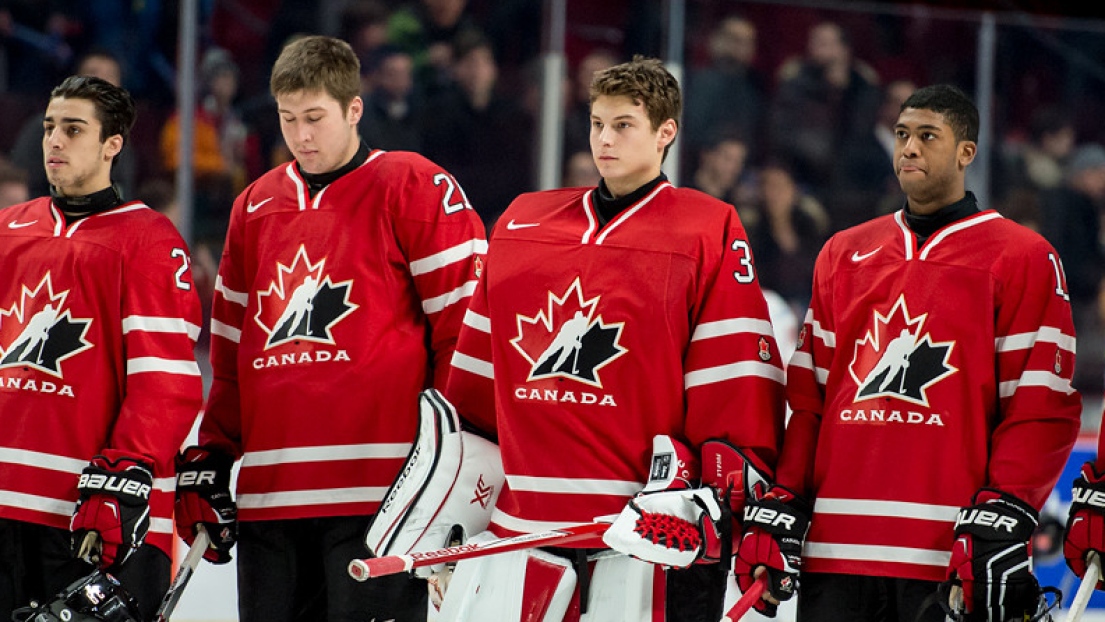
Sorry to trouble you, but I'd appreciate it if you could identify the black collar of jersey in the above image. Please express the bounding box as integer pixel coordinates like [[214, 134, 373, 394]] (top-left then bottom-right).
[[903, 191, 980, 246], [50, 183, 125, 221], [297, 140, 371, 196], [593, 173, 667, 226]]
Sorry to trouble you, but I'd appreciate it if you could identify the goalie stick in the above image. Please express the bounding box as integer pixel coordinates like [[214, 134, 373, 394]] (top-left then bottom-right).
[[1066, 551, 1101, 622], [721, 574, 768, 622], [155, 525, 211, 622], [348, 521, 609, 581]]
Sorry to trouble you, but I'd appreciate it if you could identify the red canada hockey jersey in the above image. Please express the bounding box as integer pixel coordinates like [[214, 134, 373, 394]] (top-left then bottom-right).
[[0, 199, 204, 556], [201, 150, 486, 522], [445, 182, 786, 537], [779, 209, 1081, 581]]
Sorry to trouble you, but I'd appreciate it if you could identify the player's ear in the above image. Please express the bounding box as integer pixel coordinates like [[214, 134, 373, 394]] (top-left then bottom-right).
[[656, 119, 677, 151], [957, 139, 977, 169], [103, 134, 123, 161], [347, 96, 364, 126]]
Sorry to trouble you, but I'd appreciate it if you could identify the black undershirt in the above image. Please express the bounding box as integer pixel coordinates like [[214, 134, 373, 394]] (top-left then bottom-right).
[[592, 173, 667, 226], [50, 184, 124, 222], [902, 191, 981, 247], [297, 140, 372, 197]]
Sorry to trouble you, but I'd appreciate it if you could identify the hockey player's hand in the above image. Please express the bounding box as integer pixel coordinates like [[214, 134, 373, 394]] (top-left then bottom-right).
[[1065, 461, 1105, 589], [175, 446, 238, 564], [945, 488, 1041, 621], [70, 451, 154, 570], [734, 485, 810, 617], [603, 486, 728, 568]]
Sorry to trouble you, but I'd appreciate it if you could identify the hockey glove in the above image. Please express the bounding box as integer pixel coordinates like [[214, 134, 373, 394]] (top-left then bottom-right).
[[945, 488, 1041, 622], [733, 485, 811, 617], [70, 451, 154, 570], [175, 446, 238, 564], [604, 435, 730, 568], [1065, 461, 1105, 589]]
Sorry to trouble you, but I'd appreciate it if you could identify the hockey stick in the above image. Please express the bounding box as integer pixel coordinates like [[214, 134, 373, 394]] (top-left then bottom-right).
[[1066, 550, 1101, 622], [154, 525, 211, 622], [348, 521, 609, 581], [721, 574, 768, 622]]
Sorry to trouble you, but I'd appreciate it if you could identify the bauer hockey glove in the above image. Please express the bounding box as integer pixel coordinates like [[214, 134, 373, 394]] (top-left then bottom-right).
[[604, 435, 730, 568], [71, 451, 154, 570], [944, 488, 1042, 622], [733, 485, 811, 617], [1065, 461, 1105, 589], [175, 446, 238, 564]]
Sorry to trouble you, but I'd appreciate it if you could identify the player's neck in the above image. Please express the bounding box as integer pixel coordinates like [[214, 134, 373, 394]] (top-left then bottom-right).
[[594, 173, 666, 226], [903, 191, 979, 246], [298, 140, 370, 196], [50, 183, 124, 221]]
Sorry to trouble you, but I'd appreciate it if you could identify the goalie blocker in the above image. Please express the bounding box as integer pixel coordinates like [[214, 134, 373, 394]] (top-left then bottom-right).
[[363, 388, 504, 578]]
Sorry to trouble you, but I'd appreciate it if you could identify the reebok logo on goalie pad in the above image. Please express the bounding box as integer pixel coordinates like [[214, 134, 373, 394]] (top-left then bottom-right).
[[471, 474, 495, 508]]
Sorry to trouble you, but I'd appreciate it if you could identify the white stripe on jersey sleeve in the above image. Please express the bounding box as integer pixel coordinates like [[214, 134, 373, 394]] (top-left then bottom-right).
[[238, 486, 388, 510], [122, 315, 202, 340], [210, 319, 242, 343], [0, 490, 75, 517], [0, 447, 85, 473], [788, 351, 829, 386], [489, 507, 587, 534], [803, 541, 951, 568], [422, 280, 478, 314], [506, 475, 641, 497], [462, 308, 491, 333], [409, 238, 489, 276], [451, 351, 494, 379], [685, 360, 785, 389], [807, 315, 836, 348], [995, 326, 1076, 353], [127, 357, 202, 376], [241, 442, 411, 467], [814, 497, 958, 522], [690, 318, 774, 341], [214, 275, 248, 306], [999, 371, 1077, 398]]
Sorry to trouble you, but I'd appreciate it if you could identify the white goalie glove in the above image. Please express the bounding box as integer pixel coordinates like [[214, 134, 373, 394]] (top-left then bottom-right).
[[364, 389, 504, 580]]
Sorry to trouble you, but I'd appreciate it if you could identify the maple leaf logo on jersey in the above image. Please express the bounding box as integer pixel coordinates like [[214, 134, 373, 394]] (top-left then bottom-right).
[[849, 295, 957, 407], [0, 273, 92, 376], [510, 278, 627, 388], [254, 246, 358, 349]]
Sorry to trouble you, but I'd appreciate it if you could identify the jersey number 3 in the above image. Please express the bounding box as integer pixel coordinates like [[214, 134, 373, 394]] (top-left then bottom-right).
[[731, 239, 756, 284]]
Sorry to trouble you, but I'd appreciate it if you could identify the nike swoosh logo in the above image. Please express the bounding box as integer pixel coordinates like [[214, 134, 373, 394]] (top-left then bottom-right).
[[246, 197, 274, 213], [8, 220, 37, 229], [506, 219, 540, 230], [851, 247, 882, 262]]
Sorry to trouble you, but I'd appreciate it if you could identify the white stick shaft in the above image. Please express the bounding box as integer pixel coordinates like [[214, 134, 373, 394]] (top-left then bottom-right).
[[1067, 551, 1102, 622], [155, 525, 211, 622]]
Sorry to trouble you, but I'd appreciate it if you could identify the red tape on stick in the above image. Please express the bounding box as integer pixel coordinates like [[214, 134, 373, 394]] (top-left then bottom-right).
[[722, 574, 768, 622]]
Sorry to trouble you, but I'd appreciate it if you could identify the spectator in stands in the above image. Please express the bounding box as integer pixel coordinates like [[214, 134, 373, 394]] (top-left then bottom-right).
[[739, 160, 830, 315], [77, 0, 171, 100], [0, 159, 28, 208], [160, 47, 257, 242], [420, 32, 533, 229], [769, 20, 881, 205], [340, 0, 391, 62], [359, 45, 421, 152], [995, 106, 1076, 229], [563, 48, 620, 160], [687, 132, 755, 208], [829, 77, 916, 230], [9, 48, 137, 199], [388, 0, 484, 97], [1038, 143, 1105, 394], [684, 16, 767, 158]]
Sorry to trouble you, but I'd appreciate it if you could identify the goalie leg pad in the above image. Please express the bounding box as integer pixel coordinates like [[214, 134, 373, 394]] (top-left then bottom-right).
[[437, 532, 577, 622], [581, 553, 662, 622], [365, 389, 504, 578]]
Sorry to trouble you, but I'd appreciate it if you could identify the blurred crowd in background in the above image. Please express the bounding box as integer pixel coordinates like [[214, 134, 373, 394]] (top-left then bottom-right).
[[1, 0, 1104, 396]]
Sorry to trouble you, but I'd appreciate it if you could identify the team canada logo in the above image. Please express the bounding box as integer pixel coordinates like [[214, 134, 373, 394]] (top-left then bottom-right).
[[0, 272, 92, 376], [849, 295, 957, 406], [510, 278, 627, 388], [254, 246, 358, 349]]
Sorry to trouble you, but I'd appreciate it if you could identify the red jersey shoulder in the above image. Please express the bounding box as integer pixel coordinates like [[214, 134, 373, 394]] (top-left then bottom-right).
[[1, 197, 50, 226], [820, 212, 900, 263]]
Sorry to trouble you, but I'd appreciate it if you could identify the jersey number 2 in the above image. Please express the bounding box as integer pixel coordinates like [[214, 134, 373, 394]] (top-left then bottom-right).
[[1048, 253, 1070, 301], [171, 248, 192, 291], [434, 173, 472, 215], [731, 240, 756, 284]]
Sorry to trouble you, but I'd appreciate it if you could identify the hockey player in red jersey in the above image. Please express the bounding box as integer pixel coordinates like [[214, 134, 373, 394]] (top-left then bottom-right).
[[174, 36, 486, 622], [0, 76, 204, 621], [736, 83, 1081, 621], [1064, 410, 1105, 592], [442, 56, 786, 621]]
